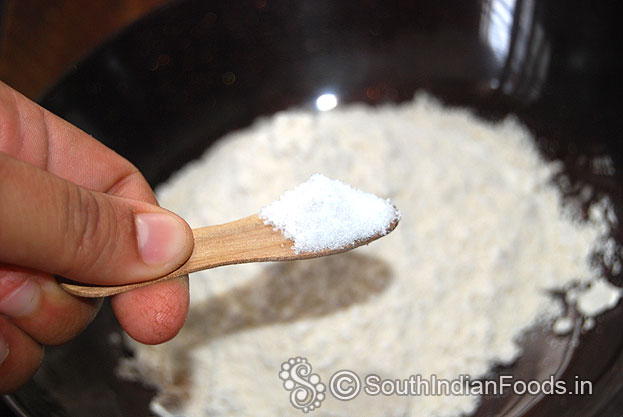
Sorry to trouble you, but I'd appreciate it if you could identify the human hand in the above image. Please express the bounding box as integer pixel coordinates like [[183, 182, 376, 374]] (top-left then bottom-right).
[[0, 81, 194, 393]]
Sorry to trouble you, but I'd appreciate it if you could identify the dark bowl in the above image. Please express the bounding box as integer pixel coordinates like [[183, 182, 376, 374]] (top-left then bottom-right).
[[5, 0, 623, 415]]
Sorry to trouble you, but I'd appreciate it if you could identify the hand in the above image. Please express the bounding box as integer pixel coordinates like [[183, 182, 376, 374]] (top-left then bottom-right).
[[0, 81, 194, 393]]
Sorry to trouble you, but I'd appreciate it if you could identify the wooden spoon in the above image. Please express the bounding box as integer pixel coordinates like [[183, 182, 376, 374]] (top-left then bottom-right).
[[60, 213, 399, 298]]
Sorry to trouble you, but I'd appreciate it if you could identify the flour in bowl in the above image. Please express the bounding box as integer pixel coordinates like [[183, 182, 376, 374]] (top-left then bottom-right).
[[120, 95, 622, 417]]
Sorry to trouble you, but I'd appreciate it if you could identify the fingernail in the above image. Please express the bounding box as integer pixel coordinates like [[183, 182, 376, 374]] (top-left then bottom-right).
[[135, 213, 190, 266], [0, 331, 8, 366], [0, 278, 41, 318]]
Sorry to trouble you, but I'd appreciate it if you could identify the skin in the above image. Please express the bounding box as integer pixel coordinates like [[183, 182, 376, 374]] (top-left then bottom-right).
[[0, 81, 195, 393]]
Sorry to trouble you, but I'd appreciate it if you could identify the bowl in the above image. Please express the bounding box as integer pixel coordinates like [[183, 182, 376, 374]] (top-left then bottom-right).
[[5, 0, 623, 415]]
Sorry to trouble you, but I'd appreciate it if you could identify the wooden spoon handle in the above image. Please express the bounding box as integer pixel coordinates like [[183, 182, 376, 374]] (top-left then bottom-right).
[[60, 215, 302, 297], [60, 213, 398, 298]]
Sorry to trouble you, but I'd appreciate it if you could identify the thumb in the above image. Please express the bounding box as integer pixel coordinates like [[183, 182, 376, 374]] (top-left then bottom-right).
[[0, 152, 194, 285]]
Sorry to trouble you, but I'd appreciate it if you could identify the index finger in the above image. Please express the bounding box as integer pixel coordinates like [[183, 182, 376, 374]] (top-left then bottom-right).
[[0, 81, 190, 344], [0, 81, 147, 198]]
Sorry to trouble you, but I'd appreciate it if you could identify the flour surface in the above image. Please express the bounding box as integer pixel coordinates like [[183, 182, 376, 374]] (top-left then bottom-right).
[[122, 95, 621, 417]]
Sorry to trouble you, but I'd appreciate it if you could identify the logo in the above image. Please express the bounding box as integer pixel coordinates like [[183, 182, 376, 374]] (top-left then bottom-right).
[[329, 370, 361, 400], [279, 359, 594, 412], [279, 357, 326, 413]]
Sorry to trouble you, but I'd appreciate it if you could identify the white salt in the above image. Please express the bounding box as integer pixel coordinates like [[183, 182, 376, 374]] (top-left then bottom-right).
[[258, 174, 400, 254]]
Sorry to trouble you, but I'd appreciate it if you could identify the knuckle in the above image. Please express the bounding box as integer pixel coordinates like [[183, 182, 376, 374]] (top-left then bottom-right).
[[62, 185, 117, 277]]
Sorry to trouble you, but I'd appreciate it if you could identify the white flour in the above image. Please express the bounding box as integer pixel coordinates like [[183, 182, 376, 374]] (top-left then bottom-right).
[[121, 95, 622, 417], [574, 279, 622, 316], [552, 317, 574, 335]]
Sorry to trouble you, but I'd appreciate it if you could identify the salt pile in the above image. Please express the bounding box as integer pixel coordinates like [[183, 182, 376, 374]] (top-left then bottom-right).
[[259, 174, 401, 254]]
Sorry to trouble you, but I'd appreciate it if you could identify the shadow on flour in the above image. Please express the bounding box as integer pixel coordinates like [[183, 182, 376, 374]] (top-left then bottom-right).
[[158, 253, 393, 394], [185, 252, 393, 341]]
